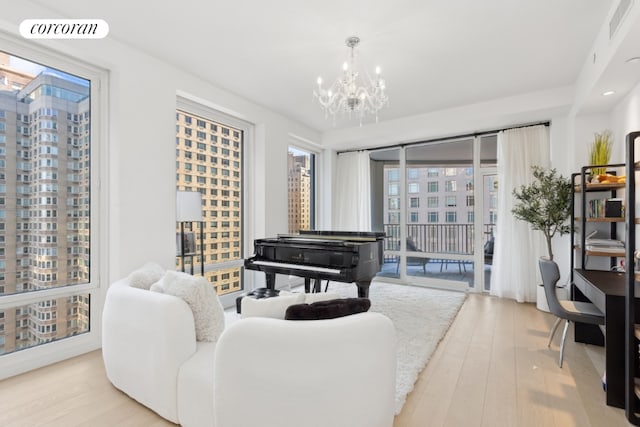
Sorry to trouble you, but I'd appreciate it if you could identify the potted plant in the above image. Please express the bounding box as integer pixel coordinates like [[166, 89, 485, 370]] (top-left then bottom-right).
[[511, 166, 572, 261], [589, 130, 612, 180], [511, 166, 572, 311]]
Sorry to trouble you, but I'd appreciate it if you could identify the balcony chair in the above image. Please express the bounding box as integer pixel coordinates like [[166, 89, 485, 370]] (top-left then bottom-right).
[[538, 257, 604, 368], [397, 237, 430, 274]]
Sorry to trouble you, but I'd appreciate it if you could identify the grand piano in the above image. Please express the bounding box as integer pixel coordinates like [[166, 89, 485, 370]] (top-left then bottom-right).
[[244, 231, 385, 298]]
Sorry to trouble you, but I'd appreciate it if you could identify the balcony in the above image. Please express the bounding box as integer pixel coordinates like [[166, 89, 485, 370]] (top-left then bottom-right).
[[379, 223, 495, 288]]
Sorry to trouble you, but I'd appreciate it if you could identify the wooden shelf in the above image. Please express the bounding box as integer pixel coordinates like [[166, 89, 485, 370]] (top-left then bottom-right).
[[585, 249, 626, 257], [575, 217, 640, 223], [574, 182, 626, 192], [586, 217, 625, 223]]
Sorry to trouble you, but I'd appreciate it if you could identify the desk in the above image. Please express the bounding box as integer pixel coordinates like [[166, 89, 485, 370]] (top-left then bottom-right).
[[573, 269, 640, 408]]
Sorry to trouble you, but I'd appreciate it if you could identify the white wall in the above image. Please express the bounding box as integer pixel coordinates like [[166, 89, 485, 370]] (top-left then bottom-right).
[[0, 3, 320, 286]]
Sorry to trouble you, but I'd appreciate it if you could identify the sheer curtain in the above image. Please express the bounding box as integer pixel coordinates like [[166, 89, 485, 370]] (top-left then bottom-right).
[[490, 125, 549, 302], [333, 151, 371, 231]]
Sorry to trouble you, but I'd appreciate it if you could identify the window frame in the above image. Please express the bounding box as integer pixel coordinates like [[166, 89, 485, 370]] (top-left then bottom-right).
[[0, 33, 108, 378], [176, 95, 253, 308]]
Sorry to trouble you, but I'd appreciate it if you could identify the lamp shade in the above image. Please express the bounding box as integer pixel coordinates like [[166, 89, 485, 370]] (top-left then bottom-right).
[[176, 191, 203, 222]]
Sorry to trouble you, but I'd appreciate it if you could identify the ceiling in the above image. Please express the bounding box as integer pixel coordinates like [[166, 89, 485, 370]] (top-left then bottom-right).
[[32, 0, 616, 132]]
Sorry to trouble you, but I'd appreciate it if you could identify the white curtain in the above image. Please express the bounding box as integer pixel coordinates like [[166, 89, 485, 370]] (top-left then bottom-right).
[[490, 125, 550, 302], [333, 151, 371, 231]]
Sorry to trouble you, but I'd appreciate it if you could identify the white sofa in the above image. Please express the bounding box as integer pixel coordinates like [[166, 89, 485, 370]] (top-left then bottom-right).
[[102, 277, 397, 427]]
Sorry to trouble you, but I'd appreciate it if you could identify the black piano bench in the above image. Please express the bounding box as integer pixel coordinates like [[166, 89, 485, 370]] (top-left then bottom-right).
[[235, 287, 281, 314]]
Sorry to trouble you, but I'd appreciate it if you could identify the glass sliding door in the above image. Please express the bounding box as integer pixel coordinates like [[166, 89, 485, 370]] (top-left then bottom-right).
[[370, 148, 401, 280], [479, 135, 497, 292], [403, 140, 473, 290], [371, 134, 498, 292]]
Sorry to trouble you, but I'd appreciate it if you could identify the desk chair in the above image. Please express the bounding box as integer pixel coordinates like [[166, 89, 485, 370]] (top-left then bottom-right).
[[539, 258, 605, 368]]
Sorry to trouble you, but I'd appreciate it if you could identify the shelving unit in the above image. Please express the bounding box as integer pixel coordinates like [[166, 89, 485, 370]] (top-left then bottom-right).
[[624, 130, 640, 425], [570, 163, 625, 275]]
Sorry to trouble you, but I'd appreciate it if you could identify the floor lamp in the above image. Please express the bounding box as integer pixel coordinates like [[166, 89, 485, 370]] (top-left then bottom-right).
[[176, 190, 204, 276]]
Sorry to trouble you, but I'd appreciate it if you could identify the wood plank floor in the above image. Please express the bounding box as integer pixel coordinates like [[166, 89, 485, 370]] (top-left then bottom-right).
[[0, 294, 631, 427]]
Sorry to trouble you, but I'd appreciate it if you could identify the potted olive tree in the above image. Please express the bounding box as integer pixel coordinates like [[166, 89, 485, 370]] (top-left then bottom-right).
[[511, 166, 572, 310]]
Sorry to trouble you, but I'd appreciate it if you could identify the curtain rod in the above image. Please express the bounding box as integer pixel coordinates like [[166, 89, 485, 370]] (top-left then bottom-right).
[[336, 121, 550, 155]]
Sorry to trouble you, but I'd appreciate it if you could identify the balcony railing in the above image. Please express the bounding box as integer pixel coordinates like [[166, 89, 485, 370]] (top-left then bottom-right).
[[382, 223, 496, 257]]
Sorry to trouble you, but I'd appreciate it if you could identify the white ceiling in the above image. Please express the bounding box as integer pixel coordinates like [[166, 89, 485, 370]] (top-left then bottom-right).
[[32, 0, 616, 132]]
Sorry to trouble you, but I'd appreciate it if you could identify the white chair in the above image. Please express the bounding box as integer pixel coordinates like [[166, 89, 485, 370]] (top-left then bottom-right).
[[103, 276, 397, 427]]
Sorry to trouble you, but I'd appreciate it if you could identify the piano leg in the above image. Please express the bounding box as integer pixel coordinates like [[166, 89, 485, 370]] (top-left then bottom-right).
[[265, 272, 276, 290], [304, 278, 311, 293], [313, 279, 321, 293], [356, 281, 370, 298]]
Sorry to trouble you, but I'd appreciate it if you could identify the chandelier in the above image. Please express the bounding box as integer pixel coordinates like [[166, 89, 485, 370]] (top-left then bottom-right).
[[313, 36, 388, 125]]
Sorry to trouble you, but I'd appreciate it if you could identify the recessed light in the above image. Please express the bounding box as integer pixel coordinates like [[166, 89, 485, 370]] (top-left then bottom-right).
[[602, 90, 616, 96], [626, 57, 640, 64]]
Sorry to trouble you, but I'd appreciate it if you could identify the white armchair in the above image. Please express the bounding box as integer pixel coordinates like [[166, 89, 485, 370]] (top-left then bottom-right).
[[214, 313, 396, 427], [102, 276, 396, 427]]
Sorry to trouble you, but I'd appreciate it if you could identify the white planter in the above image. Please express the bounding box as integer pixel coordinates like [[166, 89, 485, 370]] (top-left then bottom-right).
[[536, 284, 568, 312]]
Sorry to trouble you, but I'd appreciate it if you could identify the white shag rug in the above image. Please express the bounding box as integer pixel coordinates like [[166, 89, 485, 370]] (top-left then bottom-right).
[[328, 280, 466, 415]]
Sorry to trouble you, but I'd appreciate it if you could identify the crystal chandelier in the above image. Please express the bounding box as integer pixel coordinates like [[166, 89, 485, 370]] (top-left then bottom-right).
[[313, 36, 388, 125]]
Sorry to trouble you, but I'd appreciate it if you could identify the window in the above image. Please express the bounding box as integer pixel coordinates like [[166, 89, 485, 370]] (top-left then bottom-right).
[[445, 212, 457, 223], [389, 197, 400, 210], [0, 48, 98, 357], [410, 197, 419, 208], [427, 196, 438, 208], [446, 196, 457, 207], [388, 183, 399, 196], [427, 181, 438, 192], [466, 180, 474, 191], [176, 101, 247, 297], [407, 168, 419, 179], [427, 168, 438, 177], [445, 180, 457, 192], [388, 169, 399, 181], [408, 183, 419, 193], [428, 212, 439, 223], [444, 168, 457, 176], [468, 211, 475, 223], [409, 212, 419, 223], [288, 146, 316, 233], [388, 212, 400, 224], [466, 195, 474, 207]]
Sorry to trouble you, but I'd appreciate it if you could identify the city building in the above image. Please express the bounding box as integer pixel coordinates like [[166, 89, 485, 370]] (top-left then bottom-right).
[[287, 151, 311, 233], [0, 56, 90, 355], [175, 111, 243, 296]]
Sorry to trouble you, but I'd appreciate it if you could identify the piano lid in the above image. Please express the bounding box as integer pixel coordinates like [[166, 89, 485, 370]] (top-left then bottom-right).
[[285, 230, 385, 242]]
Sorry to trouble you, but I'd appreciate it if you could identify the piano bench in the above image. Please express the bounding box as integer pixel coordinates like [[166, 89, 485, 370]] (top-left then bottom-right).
[[235, 287, 281, 314]]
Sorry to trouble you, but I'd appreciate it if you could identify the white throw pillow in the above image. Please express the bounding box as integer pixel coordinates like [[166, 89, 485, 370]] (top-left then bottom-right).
[[128, 262, 165, 290], [155, 271, 225, 342], [241, 293, 305, 319]]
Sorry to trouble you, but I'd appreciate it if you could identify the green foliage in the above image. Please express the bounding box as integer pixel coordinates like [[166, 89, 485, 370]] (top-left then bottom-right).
[[511, 166, 572, 260], [589, 130, 612, 176]]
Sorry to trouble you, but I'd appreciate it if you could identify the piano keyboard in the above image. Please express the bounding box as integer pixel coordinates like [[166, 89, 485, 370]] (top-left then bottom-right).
[[250, 260, 341, 275]]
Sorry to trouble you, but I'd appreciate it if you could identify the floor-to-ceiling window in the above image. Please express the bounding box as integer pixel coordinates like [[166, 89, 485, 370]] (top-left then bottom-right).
[[373, 134, 497, 292], [287, 146, 315, 233], [175, 97, 250, 304], [0, 42, 104, 373]]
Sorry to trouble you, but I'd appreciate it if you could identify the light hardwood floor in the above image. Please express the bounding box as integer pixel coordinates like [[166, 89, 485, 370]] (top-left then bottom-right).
[[0, 294, 631, 427]]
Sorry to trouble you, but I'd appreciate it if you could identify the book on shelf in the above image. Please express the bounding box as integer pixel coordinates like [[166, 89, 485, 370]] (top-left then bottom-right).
[[586, 198, 625, 219]]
